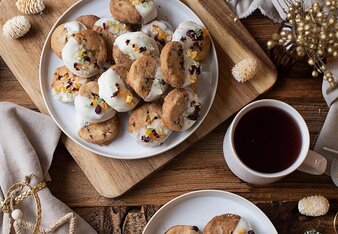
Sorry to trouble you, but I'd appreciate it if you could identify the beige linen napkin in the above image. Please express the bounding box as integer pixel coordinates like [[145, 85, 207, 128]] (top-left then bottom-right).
[[0, 102, 96, 234]]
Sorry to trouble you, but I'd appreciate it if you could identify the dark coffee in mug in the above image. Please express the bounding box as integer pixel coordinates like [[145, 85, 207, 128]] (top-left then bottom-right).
[[234, 106, 302, 173]]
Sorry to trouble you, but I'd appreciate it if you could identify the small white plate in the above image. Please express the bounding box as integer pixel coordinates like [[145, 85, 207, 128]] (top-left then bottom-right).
[[143, 190, 277, 234], [39, 0, 219, 159]]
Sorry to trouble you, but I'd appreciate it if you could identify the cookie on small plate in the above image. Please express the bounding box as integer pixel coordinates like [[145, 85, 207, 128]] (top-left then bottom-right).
[[165, 225, 201, 234], [98, 65, 139, 112], [172, 21, 211, 61], [93, 18, 130, 58], [51, 21, 87, 58], [113, 31, 159, 68], [51, 66, 87, 103], [79, 115, 119, 145], [75, 15, 100, 29], [110, 0, 157, 24], [127, 54, 167, 102], [141, 20, 174, 49], [62, 29, 107, 78], [128, 103, 171, 147], [161, 41, 201, 88], [162, 88, 201, 132], [74, 81, 116, 123], [204, 214, 255, 234]]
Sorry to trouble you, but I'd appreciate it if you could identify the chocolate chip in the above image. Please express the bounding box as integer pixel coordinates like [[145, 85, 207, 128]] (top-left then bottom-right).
[[248, 231, 255, 234], [192, 226, 199, 232], [126, 39, 130, 45], [139, 46, 147, 53], [95, 105, 102, 114], [141, 135, 150, 143]]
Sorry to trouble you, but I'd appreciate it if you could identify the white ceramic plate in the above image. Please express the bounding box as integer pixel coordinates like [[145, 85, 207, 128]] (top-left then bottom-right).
[[143, 190, 278, 234], [40, 0, 218, 159]]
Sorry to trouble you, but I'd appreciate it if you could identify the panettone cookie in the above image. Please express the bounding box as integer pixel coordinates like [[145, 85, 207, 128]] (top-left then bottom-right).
[[160, 41, 201, 88], [204, 214, 255, 234], [127, 54, 167, 102], [51, 66, 87, 103], [98, 65, 139, 112], [75, 15, 100, 29], [62, 29, 107, 78], [113, 31, 159, 68], [93, 18, 130, 58], [165, 225, 201, 234], [162, 88, 201, 132], [79, 115, 119, 145], [74, 81, 116, 123], [172, 21, 211, 61], [128, 103, 171, 147], [51, 21, 86, 58], [109, 0, 157, 24], [141, 20, 174, 49]]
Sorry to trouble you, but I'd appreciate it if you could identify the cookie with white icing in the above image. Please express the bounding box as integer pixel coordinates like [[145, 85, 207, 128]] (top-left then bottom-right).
[[75, 15, 100, 29], [113, 31, 159, 68], [128, 103, 171, 147], [165, 225, 201, 234], [51, 21, 87, 58], [62, 29, 107, 78], [110, 0, 157, 24], [51, 66, 87, 103], [162, 88, 201, 132], [79, 115, 119, 146], [172, 21, 211, 61], [141, 20, 174, 49], [93, 18, 130, 58], [74, 81, 116, 123], [204, 214, 255, 234], [98, 65, 139, 112], [127, 54, 167, 102], [160, 41, 201, 88]]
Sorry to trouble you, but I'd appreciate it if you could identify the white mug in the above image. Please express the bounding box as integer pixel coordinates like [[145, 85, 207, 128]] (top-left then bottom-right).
[[223, 99, 327, 185]]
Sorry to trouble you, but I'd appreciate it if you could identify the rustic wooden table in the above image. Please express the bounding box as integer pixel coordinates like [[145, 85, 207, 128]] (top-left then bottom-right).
[[1, 11, 337, 234]]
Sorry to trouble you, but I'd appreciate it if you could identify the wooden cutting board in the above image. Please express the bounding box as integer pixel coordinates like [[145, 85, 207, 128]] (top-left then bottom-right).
[[0, 0, 277, 198]]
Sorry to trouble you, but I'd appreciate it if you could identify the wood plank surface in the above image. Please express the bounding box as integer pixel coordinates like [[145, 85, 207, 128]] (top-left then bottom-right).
[[1, 4, 337, 234], [0, 0, 277, 198]]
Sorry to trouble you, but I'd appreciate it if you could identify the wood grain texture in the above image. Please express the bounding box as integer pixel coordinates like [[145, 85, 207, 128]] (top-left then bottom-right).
[[0, 0, 276, 198]]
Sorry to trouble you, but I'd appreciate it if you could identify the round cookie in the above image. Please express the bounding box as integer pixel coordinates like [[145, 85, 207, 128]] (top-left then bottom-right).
[[110, 0, 157, 24], [128, 103, 171, 147], [161, 41, 201, 88], [141, 20, 174, 49], [74, 81, 116, 123], [79, 115, 119, 145], [93, 18, 130, 58], [62, 29, 107, 78], [162, 88, 202, 132], [51, 66, 87, 103], [172, 21, 211, 61], [165, 225, 201, 234], [98, 65, 139, 112], [204, 214, 255, 234], [51, 21, 87, 58], [75, 15, 100, 29], [113, 31, 159, 68], [127, 54, 167, 102]]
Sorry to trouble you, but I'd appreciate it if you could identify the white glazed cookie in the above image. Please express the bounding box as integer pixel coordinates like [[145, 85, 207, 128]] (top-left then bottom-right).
[[204, 214, 255, 234], [98, 65, 140, 112], [113, 31, 159, 68], [141, 20, 174, 48], [74, 81, 116, 123], [128, 103, 172, 147], [172, 21, 211, 61]]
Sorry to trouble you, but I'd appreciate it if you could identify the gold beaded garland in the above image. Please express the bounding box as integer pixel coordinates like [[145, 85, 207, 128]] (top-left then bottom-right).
[[267, 0, 338, 87]]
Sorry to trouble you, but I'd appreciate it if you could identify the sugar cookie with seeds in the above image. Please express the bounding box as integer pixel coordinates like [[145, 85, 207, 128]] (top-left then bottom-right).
[[51, 21, 87, 58], [74, 81, 116, 123], [110, 0, 157, 24], [162, 88, 202, 132], [79, 115, 119, 145], [165, 225, 202, 234], [141, 20, 174, 49], [128, 103, 171, 147], [204, 214, 255, 234], [75, 15, 100, 29], [51, 66, 87, 103], [127, 54, 167, 102], [62, 29, 107, 78]]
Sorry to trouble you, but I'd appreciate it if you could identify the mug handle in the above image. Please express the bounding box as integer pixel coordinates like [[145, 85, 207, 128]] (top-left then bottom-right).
[[298, 150, 327, 175]]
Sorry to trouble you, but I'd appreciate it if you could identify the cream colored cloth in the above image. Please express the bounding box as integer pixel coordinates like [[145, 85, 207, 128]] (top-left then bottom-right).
[[0, 102, 96, 234]]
